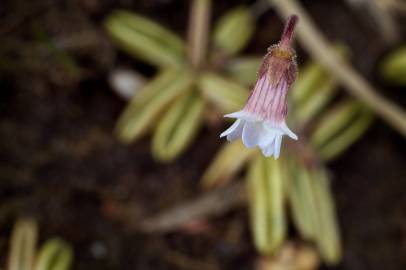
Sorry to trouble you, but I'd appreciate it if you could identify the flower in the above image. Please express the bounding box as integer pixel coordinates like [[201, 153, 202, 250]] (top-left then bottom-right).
[[220, 15, 299, 158]]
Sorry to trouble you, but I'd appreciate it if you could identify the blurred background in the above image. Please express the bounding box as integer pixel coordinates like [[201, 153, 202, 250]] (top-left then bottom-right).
[[1, 0, 406, 269]]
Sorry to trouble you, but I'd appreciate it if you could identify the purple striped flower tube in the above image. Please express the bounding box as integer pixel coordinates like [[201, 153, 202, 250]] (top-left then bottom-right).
[[220, 15, 299, 158]]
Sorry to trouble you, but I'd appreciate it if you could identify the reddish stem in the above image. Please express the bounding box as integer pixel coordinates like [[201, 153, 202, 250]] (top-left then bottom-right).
[[280, 14, 299, 46]]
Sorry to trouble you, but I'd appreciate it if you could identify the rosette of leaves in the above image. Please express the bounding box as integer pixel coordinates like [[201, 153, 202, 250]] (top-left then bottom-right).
[[7, 218, 73, 270], [105, 0, 262, 162], [105, 1, 375, 265], [201, 54, 374, 265]]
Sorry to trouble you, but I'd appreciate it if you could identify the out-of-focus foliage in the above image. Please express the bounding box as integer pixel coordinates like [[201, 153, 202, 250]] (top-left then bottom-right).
[[7, 218, 73, 270], [105, 4, 255, 162], [213, 7, 254, 55], [115, 68, 195, 143], [202, 55, 374, 265], [152, 91, 205, 162], [105, 1, 375, 266], [247, 156, 287, 254], [291, 60, 339, 127], [198, 73, 248, 113], [380, 46, 406, 85], [224, 57, 262, 86], [105, 10, 185, 67], [35, 239, 73, 270], [287, 164, 341, 264], [8, 219, 37, 270], [311, 101, 373, 161], [201, 140, 255, 188]]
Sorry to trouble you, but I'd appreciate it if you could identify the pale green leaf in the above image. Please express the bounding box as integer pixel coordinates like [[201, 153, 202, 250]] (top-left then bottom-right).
[[247, 155, 286, 255], [198, 72, 248, 113], [116, 68, 195, 143], [213, 7, 255, 55], [287, 163, 319, 241], [224, 57, 262, 86], [201, 140, 255, 189], [311, 169, 342, 265], [319, 107, 374, 161], [8, 218, 38, 270], [105, 10, 185, 67], [152, 91, 205, 162], [35, 239, 73, 270], [311, 101, 360, 148], [380, 46, 406, 85]]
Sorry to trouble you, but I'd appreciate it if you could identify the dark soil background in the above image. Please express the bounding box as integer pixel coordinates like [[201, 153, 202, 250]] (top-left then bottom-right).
[[1, 0, 405, 269]]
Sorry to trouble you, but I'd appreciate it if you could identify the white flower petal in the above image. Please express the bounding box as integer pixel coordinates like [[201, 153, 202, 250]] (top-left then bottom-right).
[[261, 136, 276, 157], [224, 110, 245, 119], [242, 121, 261, 148], [227, 120, 244, 141], [264, 121, 297, 140], [274, 135, 283, 158], [257, 126, 285, 159], [220, 113, 297, 159], [264, 122, 283, 134], [220, 119, 241, 138], [280, 122, 298, 140], [263, 146, 274, 157], [258, 124, 275, 149], [225, 110, 261, 122]]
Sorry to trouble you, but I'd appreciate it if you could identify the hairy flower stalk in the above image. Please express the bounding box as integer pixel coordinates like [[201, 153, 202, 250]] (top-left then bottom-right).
[[220, 15, 299, 158]]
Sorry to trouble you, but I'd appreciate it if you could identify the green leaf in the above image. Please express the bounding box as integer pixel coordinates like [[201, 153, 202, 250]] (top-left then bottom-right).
[[213, 6, 255, 55], [152, 91, 205, 162], [311, 169, 342, 265], [288, 164, 342, 265], [224, 57, 262, 86], [291, 45, 348, 126], [105, 10, 185, 67], [310, 101, 360, 149], [291, 62, 328, 105], [319, 107, 374, 161], [294, 77, 338, 127], [8, 218, 38, 270], [287, 163, 319, 241], [380, 46, 406, 85], [35, 239, 73, 270], [201, 140, 255, 189], [116, 68, 195, 143], [198, 72, 248, 113], [247, 155, 286, 255]]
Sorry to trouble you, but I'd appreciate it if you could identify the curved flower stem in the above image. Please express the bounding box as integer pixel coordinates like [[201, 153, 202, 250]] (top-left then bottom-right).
[[271, 0, 406, 138], [187, 0, 211, 69]]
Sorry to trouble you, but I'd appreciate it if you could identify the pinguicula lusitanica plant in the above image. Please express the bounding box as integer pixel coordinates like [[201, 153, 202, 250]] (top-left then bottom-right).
[[105, 0, 374, 266], [202, 28, 373, 266], [7, 218, 73, 270]]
